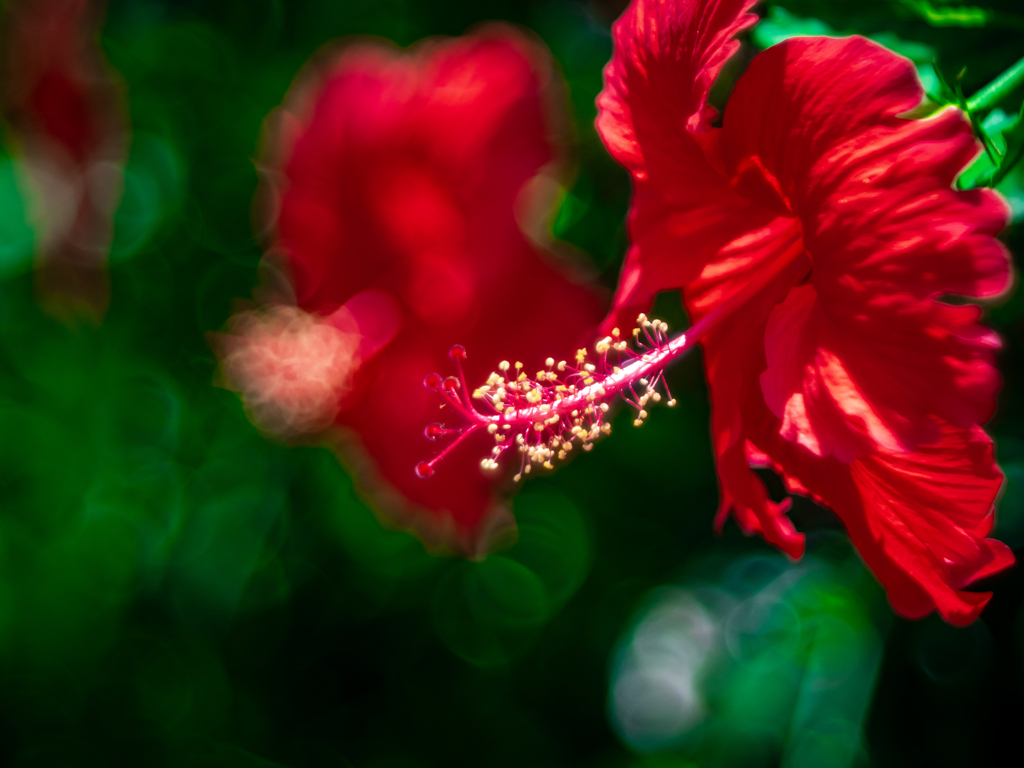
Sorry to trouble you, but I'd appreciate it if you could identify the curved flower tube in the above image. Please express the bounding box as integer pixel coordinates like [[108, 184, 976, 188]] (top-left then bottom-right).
[[218, 27, 603, 554], [589, 0, 1014, 624]]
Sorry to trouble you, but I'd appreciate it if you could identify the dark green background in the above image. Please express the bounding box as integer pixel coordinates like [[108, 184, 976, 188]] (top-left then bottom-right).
[[0, 0, 1022, 765]]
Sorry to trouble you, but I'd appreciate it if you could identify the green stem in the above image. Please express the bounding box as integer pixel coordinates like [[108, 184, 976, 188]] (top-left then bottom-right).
[[968, 54, 1024, 113]]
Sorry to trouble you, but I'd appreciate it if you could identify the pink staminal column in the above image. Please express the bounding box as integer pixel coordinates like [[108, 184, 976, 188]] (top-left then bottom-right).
[[417, 317, 685, 481], [417, 237, 807, 480]]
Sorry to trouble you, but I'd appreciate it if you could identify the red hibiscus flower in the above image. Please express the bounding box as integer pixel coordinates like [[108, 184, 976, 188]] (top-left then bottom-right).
[[594, 0, 1014, 624], [220, 27, 603, 554], [0, 0, 126, 323]]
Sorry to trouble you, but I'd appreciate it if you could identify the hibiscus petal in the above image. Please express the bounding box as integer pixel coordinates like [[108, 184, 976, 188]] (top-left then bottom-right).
[[720, 35, 1011, 299], [597, 0, 759, 169], [698, 265, 1012, 624], [718, 35, 1010, 458], [601, 184, 783, 334], [688, 235, 812, 560], [1, 0, 127, 323], [597, 0, 775, 333], [741, 370, 1013, 625], [761, 282, 1002, 460], [260, 28, 605, 552], [820, 424, 1010, 627], [274, 28, 560, 314]]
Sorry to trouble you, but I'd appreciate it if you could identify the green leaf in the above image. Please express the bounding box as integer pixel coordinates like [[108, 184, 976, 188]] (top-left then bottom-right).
[[898, 0, 989, 27], [751, 6, 835, 50]]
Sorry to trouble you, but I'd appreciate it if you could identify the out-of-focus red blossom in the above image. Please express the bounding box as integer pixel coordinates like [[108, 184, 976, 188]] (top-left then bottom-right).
[[597, 0, 1014, 624], [0, 0, 126, 323], [218, 27, 603, 553]]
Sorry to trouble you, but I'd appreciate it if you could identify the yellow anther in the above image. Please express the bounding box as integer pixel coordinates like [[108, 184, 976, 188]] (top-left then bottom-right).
[[499, 360, 510, 372], [612, 327, 620, 338], [667, 399, 677, 407], [557, 360, 567, 371], [487, 423, 498, 434]]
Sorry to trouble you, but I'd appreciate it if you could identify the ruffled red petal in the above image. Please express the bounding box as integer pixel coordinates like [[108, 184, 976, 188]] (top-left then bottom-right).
[[597, 0, 770, 334], [598, 0, 1015, 622], [718, 36, 1011, 459], [597, 0, 758, 169], [761, 282, 1002, 461], [702, 296, 1014, 625], [264, 28, 604, 551], [748, 406, 1014, 626], [685, 223, 812, 560]]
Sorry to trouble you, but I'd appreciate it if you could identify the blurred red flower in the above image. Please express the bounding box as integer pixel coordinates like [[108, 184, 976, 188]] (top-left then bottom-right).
[[597, 0, 1014, 624], [0, 0, 126, 323], [221, 28, 603, 553]]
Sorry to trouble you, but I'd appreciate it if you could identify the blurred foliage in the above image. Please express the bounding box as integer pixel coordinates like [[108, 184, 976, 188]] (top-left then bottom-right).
[[0, 0, 1020, 766]]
